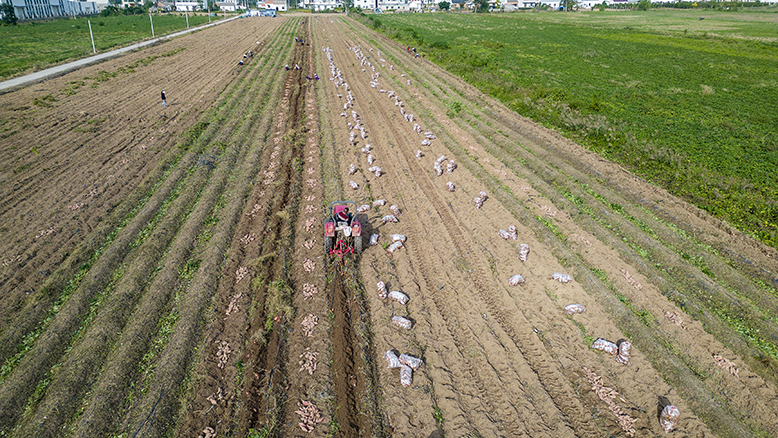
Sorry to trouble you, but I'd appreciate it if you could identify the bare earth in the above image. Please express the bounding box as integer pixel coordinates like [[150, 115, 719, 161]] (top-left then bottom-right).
[[0, 14, 777, 438]]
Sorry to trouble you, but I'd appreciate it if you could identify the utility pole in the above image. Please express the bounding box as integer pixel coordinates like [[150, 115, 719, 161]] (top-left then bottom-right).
[[88, 20, 96, 53]]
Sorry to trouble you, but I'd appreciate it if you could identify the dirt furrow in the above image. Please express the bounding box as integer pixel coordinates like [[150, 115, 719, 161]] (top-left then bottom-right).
[[0, 43, 259, 375], [68, 31, 293, 438], [0, 19, 281, 337], [173, 18, 318, 438]]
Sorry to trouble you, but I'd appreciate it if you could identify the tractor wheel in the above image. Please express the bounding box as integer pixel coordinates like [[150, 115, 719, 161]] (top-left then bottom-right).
[[354, 234, 362, 253], [325, 236, 334, 255]]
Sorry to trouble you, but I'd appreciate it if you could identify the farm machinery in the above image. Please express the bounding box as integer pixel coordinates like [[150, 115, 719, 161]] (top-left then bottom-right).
[[325, 201, 363, 259]]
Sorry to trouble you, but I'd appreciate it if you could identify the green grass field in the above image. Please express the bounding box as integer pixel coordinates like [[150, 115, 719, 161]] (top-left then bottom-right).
[[362, 9, 778, 246], [0, 13, 222, 78], [516, 8, 778, 42]]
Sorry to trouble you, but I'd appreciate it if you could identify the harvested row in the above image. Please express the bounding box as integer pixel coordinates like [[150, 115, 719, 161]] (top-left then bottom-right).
[[115, 20, 301, 438], [69, 22, 299, 438], [0, 18, 277, 336], [175, 19, 319, 438], [359, 26, 763, 436], [313, 27, 380, 437], [0, 17, 290, 438]]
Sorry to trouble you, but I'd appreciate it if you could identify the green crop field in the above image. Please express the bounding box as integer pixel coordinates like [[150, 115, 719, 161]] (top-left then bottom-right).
[[360, 9, 778, 247], [516, 8, 778, 42], [0, 13, 223, 79]]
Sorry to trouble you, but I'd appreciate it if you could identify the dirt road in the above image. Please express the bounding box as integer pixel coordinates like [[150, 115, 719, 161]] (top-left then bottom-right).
[[0, 14, 776, 438]]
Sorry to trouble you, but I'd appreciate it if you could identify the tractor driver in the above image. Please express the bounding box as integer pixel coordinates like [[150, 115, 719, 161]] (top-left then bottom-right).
[[336, 207, 351, 225]]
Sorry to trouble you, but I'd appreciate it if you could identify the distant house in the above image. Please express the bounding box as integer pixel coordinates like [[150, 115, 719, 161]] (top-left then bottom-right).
[[156, 1, 175, 10], [502, 0, 518, 10], [577, 0, 601, 8], [379, 0, 407, 11], [301, 0, 340, 10], [174, 0, 198, 10], [217, 0, 237, 10], [404, 0, 422, 10], [353, 0, 377, 9], [268, 0, 285, 9], [6, 0, 98, 20]]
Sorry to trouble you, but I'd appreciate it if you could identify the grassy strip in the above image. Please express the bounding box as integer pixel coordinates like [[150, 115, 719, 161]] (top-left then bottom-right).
[[560, 182, 778, 327], [0, 154, 184, 381], [0, 152, 192, 433], [0, 58, 241, 382], [72, 141, 232, 438], [0, 13, 225, 79]]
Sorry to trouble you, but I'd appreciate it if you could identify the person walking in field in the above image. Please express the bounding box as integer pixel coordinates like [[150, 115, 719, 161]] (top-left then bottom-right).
[[161, 90, 167, 108]]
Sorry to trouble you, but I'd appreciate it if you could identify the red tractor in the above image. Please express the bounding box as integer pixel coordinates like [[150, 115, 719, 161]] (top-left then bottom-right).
[[325, 201, 363, 258]]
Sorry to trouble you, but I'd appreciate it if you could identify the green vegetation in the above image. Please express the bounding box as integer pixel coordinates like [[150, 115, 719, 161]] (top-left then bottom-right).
[[0, 2, 17, 26], [32, 95, 56, 107], [433, 405, 445, 424], [364, 10, 778, 247], [0, 13, 221, 78]]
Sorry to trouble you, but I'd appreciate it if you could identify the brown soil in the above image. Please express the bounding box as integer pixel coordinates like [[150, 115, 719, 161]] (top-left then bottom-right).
[[0, 13, 776, 438]]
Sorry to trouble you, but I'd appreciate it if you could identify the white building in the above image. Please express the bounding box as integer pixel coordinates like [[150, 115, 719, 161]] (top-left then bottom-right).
[[4, 0, 98, 20], [353, 0, 375, 9], [381, 0, 408, 10], [174, 0, 199, 10], [217, 0, 236, 10], [268, 0, 285, 9], [301, 0, 340, 10], [303, 0, 417, 10]]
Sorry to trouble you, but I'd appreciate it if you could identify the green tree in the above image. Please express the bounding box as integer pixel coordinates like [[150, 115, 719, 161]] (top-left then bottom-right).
[[636, 0, 650, 10], [100, 5, 120, 16], [560, 0, 577, 10], [597, 1, 607, 10], [474, 0, 489, 12], [438, 1, 450, 10], [0, 2, 17, 25]]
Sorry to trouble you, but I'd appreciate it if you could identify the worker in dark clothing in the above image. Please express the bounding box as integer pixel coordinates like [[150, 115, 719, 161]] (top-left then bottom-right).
[[336, 207, 351, 224]]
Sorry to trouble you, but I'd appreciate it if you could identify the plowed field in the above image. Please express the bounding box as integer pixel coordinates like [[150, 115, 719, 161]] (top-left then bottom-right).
[[1, 14, 777, 438]]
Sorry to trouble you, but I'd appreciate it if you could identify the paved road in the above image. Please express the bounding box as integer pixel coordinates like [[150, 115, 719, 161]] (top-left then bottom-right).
[[0, 15, 239, 93]]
